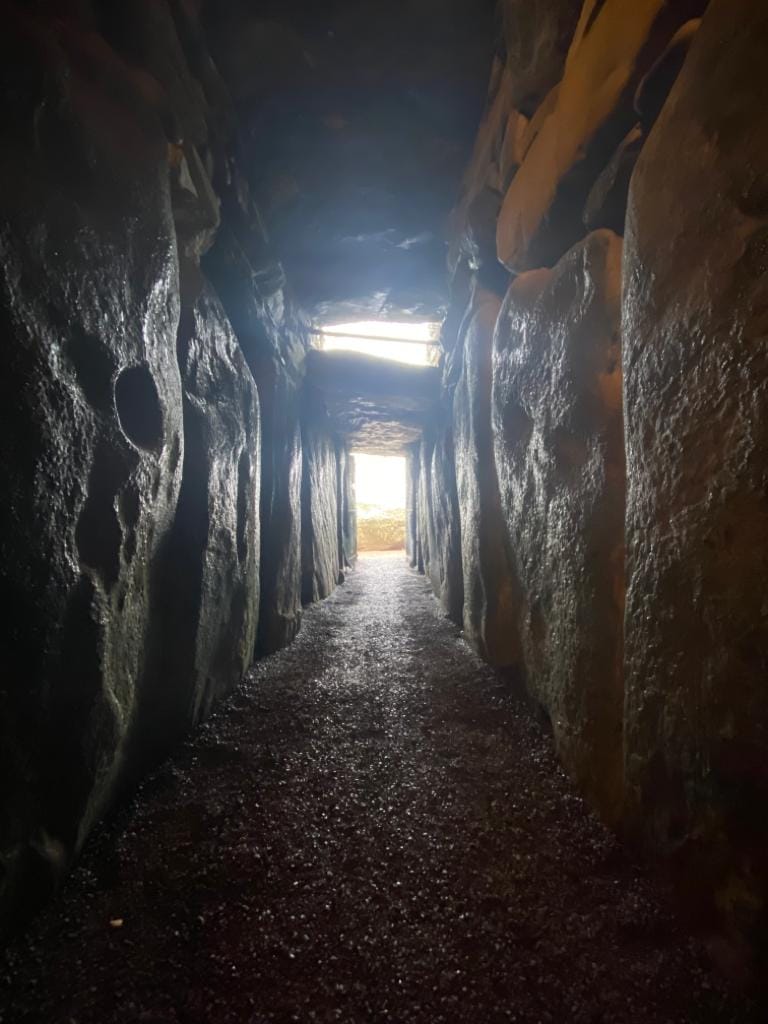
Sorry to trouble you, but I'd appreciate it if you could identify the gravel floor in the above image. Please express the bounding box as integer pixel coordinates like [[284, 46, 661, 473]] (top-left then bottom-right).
[[0, 554, 759, 1023]]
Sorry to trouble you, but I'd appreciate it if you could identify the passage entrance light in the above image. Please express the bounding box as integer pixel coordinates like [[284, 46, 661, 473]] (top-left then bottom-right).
[[314, 321, 440, 367]]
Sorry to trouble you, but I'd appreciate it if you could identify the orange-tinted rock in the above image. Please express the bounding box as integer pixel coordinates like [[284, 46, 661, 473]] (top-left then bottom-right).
[[583, 125, 643, 235], [622, 0, 768, 967], [500, 0, 583, 116], [493, 231, 624, 815], [449, 61, 513, 274], [498, 106, 529, 194], [454, 285, 520, 665], [633, 18, 700, 128], [496, 0, 706, 273]]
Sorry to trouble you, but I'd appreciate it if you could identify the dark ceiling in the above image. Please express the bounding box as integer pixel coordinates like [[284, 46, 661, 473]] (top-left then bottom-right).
[[204, 0, 497, 322]]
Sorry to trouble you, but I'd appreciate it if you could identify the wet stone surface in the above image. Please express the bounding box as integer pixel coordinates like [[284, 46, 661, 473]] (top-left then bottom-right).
[[0, 555, 758, 1023]]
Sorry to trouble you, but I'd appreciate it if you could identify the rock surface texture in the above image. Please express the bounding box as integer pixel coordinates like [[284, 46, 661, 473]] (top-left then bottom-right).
[[0, 1, 352, 932], [205, 229, 308, 656], [454, 285, 520, 665], [138, 283, 260, 754], [408, 0, 768, 978], [622, 0, 768, 971], [496, 0, 706, 272], [493, 230, 625, 818], [500, 0, 583, 115], [410, 420, 464, 625], [0, 10, 184, 926], [301, 404, 342, 605]]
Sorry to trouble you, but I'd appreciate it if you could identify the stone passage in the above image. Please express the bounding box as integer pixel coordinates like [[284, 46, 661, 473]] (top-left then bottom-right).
[[0, 557, 754, 1024]]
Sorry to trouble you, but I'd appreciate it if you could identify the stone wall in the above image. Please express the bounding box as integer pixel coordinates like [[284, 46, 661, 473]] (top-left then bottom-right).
[[493, 230, 625, 818], [301, 399, 344, 605], [621, 0, 768, 967], [411, 0, 768, 974], [0, 2, 351, 934]]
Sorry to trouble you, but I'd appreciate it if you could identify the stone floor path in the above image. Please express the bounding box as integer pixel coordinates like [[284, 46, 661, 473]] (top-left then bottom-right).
[[0, 555, 759, 1023]]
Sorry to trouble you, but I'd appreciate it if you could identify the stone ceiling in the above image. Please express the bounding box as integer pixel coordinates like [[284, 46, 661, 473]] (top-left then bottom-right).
[[306, 349, 440, 454], [203, 0, 496, 323]]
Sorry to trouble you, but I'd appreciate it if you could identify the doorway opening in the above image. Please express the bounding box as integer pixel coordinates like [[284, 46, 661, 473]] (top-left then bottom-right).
[[353, 453, 406, 553]]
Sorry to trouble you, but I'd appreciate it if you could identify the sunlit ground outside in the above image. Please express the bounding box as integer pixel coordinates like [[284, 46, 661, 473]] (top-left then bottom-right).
[[353, 453, 406, 552], [318, 321, 440, 366]]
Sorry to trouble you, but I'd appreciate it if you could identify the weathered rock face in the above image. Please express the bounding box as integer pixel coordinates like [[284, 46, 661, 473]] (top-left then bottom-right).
[[428, 427, 464, 625], [622, 0, 768, 963], [0, 0, 353, 935], [583, 125, 644, 235], [493, 230, 625, 816], [136, 281, 260, 756], [338, 447, 357, 568], [406, 450, 420, 569], [301, 402, 343, 605], [412, 421, 464, 625], [453, 285, 520, 665], [416, 435, 435, 590], [449, 61, 518, 277], [500, 0, 583, 115], [496, 0, 707, 272], [381, 0, 768, 980], [204, 228, 307, 655], [0, 12, 183, 925]]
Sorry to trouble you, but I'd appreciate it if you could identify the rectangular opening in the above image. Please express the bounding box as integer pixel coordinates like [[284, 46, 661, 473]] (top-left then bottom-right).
[[353, 453, 406, 553], [316, 320, 440, 367]]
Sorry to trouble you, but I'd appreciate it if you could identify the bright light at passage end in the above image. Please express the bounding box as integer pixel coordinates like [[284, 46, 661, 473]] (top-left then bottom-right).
[[320, 321, 439, 367], [353, 453, 406, 510]]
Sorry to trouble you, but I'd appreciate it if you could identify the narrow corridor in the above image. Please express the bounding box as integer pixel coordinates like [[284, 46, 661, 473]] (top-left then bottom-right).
[[0, 557, 754, 1023]]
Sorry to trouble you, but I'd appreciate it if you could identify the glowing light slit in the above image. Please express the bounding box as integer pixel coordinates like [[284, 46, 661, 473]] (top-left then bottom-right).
[[317, 321, 440, 366]]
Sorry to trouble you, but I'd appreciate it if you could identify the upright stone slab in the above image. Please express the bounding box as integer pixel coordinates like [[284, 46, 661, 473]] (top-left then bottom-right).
[[427, 424, 464, 626], [406, 449, 420, 569], [338, 447, 357, 570], [417, 436, 435, 579], [301, 404, 342, 605], [0, 14, 183, 927], [454, 285, 520, 665], [493, 231, 624, 816], [205, 226, 306, 655], [622, 0, 768, 958], [258, 372, 304, 650], [138, 282, 260, 752]]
